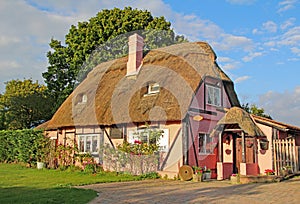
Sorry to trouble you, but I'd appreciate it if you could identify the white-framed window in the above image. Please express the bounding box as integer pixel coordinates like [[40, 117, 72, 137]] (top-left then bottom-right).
[[82, 94, 87, 103], [206, 85, 221, 107], [128, 128, 169, 152], [75, 93, 87, 105], [78, 134, 99, 154], [199, 133, 214, 154], [148, 83, 160, 94]]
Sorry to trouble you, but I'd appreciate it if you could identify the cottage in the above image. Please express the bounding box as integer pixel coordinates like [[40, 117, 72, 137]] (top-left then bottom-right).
[[253, 115, 300, 176], [41, 33, 246, 178]]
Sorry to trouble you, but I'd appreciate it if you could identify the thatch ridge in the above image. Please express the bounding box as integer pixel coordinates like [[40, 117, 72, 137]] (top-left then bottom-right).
[[215, 107, 265, 137]]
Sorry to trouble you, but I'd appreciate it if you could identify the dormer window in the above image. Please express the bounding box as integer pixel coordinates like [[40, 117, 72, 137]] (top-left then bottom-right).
[[82, 94, 87, 103], [148, 83, 160, 94], [206, 84, 221, 107], [75, 93, 87, 105]]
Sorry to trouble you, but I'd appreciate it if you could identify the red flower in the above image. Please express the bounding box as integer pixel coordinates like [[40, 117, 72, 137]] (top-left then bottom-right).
[[134, 140, 142, 144], [264, 169, 274, 175]]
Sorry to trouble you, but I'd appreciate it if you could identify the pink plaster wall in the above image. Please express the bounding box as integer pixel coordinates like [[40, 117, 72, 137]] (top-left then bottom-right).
[[256, 123, 273, 174]]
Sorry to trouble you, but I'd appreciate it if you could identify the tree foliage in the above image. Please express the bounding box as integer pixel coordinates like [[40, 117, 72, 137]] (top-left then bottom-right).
[[0, 79, 53, 130], [242, 103, 272, 119], [0, 129, 50, 165], [43, 7, 186, 112]]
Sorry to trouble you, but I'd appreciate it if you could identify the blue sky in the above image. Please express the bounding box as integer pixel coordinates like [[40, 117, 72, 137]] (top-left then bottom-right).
[[0, 0, 299, 125]]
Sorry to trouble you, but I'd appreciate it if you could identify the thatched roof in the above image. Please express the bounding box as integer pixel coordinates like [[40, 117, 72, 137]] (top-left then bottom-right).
[[46, 41, 240, 129], [213, 107, 265, 137]]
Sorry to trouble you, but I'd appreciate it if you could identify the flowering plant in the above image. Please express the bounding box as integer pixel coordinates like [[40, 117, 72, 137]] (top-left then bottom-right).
[[264, 169, 275, 175], [192, 166, 203, 175]]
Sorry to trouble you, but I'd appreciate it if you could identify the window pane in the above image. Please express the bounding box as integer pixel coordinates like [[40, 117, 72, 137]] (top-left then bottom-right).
[[207, 85, 221, 106], [214, 87, 221, 106], [148, 83, 160, 94], [207, 86, 213, 105], [86, 136, 91, 152], [199, 133, 214, 154], [92, 136, 98, 152], [79, 137, 85, 152], [110, 126, 123, 139], [199, 134, 204, 153]]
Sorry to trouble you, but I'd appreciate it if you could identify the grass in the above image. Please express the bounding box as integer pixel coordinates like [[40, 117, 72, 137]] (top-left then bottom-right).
[[0, 163, 143, 204]]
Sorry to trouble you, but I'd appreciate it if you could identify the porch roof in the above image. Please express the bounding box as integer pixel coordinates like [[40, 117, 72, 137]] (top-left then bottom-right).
[[212, 107, 265, 137]]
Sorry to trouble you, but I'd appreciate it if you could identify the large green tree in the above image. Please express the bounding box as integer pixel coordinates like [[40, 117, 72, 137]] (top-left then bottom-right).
[[0, 79, 54, 130], [43, 7, 185, 112]]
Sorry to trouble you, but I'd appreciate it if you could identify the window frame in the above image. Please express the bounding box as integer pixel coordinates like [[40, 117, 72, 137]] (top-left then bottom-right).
[[110, 125, 124, 139], [198, 133, 214, 155], [147, 83, 160, 94], [77, 134, 99, 154], [206, 84, 222, 107]]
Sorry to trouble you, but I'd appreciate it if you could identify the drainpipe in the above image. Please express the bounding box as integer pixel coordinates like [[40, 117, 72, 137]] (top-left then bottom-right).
[[242, 131, 246, 163], [218, 132, 223, 162], [182, 116, 189, 165]]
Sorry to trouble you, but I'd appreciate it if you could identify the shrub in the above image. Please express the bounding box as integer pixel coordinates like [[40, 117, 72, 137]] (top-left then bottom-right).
[[0, 129, 50, 166]]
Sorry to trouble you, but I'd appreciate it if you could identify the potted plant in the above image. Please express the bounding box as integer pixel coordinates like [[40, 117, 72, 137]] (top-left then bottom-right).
[[203, 168, 211, 180], [192, 166, 203, 182], [230, 173, 240, 184]]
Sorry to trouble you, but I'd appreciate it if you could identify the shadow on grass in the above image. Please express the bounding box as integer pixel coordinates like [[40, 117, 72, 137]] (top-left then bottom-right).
[[0, 186, 97, 204]]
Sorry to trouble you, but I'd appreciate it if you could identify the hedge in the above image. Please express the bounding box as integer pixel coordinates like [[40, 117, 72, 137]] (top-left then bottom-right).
[[0, 129, 47, 165]]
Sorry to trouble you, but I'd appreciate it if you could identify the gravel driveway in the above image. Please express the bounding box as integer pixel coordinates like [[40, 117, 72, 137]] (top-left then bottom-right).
[[78, 177, 300, 204]]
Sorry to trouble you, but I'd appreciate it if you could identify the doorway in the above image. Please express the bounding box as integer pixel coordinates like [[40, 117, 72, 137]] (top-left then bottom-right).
[[233, 134, 255, 174]]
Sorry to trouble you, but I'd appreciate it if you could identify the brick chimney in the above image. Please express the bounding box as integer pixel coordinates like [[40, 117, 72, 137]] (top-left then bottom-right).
[[127, 33, 144, 76]]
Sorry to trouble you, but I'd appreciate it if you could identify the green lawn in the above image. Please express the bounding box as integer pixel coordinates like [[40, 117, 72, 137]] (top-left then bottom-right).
[[0, 163, 142, 204]]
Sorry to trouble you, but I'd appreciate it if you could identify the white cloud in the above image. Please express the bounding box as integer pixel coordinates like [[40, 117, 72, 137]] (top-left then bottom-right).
[[277, 0, 298, 13], [291, 47, 300, 56], [242, 52, 263, 62], [264, 41, 276, 47], [252, 28, 263, 35], [278, 26, 300, 46], [259, 86, 300, 126], [217, 57, 240, 70], [270, 47, 279, 51], [280, 18, 296, 30], [217, 57, 232, 63], [288, 57, 300, 61], [262, 21, 277, 33], [235, 76, 250, 83], [212, 34, 254, 52]]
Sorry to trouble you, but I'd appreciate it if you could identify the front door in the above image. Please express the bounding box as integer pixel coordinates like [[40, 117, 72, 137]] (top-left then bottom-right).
[[234, 136, 255, 173]]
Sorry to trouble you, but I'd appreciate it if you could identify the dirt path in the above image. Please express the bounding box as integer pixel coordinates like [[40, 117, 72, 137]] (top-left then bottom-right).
[[78, 177, 300, 203]]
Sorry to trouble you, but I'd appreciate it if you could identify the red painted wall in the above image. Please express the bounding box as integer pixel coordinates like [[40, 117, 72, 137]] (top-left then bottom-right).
[[187, 77, 235, 179]]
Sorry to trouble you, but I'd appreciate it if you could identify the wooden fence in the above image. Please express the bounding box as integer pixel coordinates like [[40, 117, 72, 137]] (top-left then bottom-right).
[[273, 138, 299, 175]]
